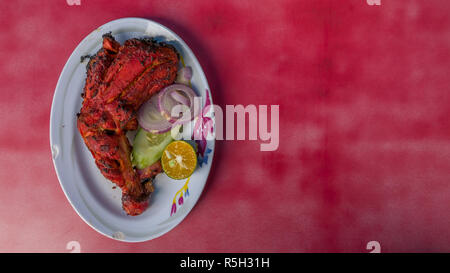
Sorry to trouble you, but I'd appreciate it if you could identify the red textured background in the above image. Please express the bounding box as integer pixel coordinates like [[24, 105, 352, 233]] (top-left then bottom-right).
[[0, 0, 449, 252]]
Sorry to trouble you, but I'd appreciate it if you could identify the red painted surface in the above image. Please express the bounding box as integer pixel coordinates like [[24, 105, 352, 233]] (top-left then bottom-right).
[[0, 0, 449, 252]]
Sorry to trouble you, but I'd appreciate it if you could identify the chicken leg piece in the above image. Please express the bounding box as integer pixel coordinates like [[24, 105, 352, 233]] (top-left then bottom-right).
[[77, 33, 178, 215]]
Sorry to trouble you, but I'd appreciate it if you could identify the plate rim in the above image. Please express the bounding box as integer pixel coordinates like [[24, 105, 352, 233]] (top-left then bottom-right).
[[49, 17, 215, 242]]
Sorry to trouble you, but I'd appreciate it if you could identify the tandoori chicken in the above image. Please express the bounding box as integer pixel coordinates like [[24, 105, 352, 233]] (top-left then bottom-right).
[[77, 33, 178, 216]]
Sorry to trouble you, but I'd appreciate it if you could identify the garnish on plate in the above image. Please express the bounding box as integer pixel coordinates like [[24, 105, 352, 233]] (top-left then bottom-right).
[[161, 141, 197, 180]]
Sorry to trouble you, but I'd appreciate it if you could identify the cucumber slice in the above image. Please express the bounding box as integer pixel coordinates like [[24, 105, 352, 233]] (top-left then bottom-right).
[[132, 127, 179, 169]]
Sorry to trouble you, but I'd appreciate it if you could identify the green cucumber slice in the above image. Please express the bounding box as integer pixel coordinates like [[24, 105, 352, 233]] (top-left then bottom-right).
[[132, 127, 179, 169]]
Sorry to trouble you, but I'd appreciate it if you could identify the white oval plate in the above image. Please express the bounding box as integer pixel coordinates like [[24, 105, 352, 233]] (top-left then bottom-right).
[[50, 18, 214, 242]]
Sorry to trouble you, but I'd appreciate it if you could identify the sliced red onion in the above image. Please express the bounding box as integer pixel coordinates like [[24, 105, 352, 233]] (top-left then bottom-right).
[[158, 84, 200, 125], [171, 90, 190, 106], [175, 66, 192, 85], [137, 93, 173, 134]]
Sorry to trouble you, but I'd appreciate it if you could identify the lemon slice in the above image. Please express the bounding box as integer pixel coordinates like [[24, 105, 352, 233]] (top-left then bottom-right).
[[161, 141, 197, 180]]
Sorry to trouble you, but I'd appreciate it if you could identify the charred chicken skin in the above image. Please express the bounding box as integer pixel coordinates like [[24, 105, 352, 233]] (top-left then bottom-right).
[[77, 33, 178, 216]]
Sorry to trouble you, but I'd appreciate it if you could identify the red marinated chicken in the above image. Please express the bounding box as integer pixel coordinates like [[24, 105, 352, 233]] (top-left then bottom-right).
[[77, 33, 178, 215]]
